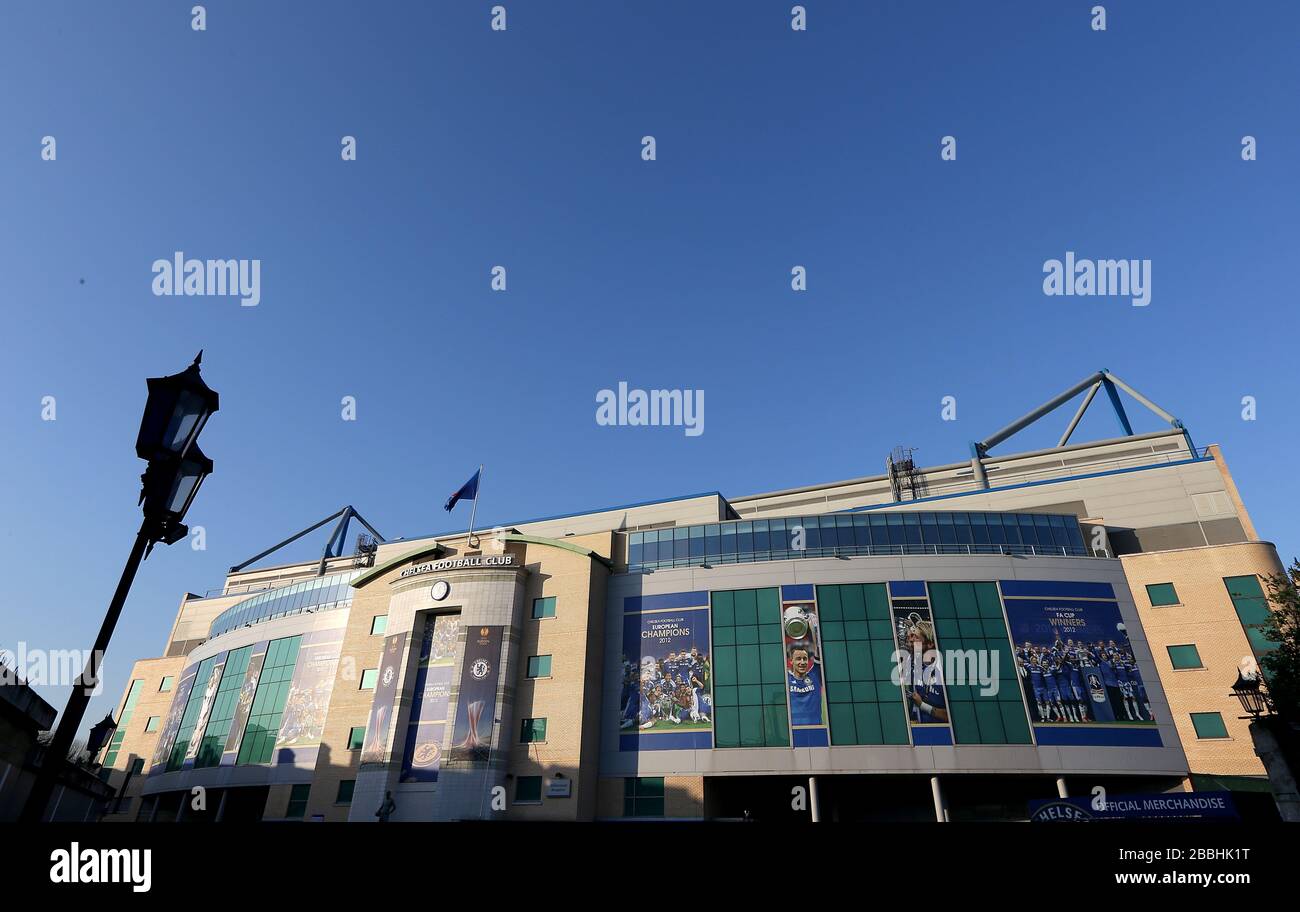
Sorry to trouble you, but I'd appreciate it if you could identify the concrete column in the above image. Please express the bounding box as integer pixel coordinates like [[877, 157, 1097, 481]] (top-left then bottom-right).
[[930, 776, 948, 822], [809, 776, 820, 822], [1251, 721, 1300, 822], [1056, 777, 1069, 798]]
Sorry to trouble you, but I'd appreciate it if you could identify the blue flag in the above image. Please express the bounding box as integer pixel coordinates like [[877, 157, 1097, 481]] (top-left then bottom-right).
[[444, 468, 480, 512]]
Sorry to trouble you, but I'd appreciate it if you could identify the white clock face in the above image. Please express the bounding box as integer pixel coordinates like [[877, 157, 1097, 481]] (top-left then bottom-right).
[[431, 580, 450, 601]]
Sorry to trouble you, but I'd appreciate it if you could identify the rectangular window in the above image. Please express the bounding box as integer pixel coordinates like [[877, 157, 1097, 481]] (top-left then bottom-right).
[[1167, 644, 1203, 670], [816, 583, 911, 746], [360, 668, 378, 690], [145, 716, 160, 733], [159, 676, 175, 692], [1146, 583, 1180, 606], [527, 655, 552, 678], [532, 596, 556, 619], [623, 777, 665, 817], [370, 615, 388, 636], [710, 588, 788, 748], [347, 726, 366, 750], [336, 780, 355, 804], [285, 784, 310, 819], [1191, 712, 1229, 739], [515, 776, 543, 803], [520, 717, 547, 742], [104, 679, 144, 768], [236, 635, 303, 766], [194, 645, 253, 768], [1224, 576, 1273, 656]]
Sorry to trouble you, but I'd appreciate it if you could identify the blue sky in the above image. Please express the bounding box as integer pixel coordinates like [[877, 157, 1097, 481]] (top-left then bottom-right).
[[2, 0, 1297, 736]]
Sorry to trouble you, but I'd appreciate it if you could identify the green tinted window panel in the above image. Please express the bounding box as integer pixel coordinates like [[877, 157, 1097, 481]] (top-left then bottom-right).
[[1246, 627, 1273, 654], [734, 589, 758, 626], [756, 588, 781, 624], [829, 704, 858, 744], [237, 635, 302, 766], [826, 682, 852, 704], [1000, 702, 1032, 743], [1167, 644, 1203, 669], [195, 645, 252, 768], [853, 702, 884, 744], [168, 655, 217, 771], [735, 625, 759, 646], [713, 646, 737, 685], [760, 624, 783, 644], [846, 643, 874, 681], [764, 683, 787, 705], [821, 621, 846, 643], [1225, 576, 1271, 626], [880, 703, 910, 744], [738, 706, 765, 747], [763, 705, 790, 745], [949, 701, 980, 744], [958, 618, 985, 638], [981, 618, 1009, 639], [738, 684, 763, 706], [1191, 712, 1229, 739], [822, 641, 850, 682], [714, 685, 737, 707], [714, 626, 735, 647], [870, 641, 897, 672], [736, 646, 762, 686], [1146, 583, 1179, 607], [759, 644, 785, 682], [865, 584, 891, 620], [974, 583, 1004, 618], [875, 681, 901, 703], [953, 583, 981, 618], [843, 620, 871, 641], [868, 619, 894, 639], [841, 585, 868, 621], [818, 586, 843, 621], [515, 776, 542, 802], [714, 708, 740, 747], [929, 584, 956, 618], [712, 591, 735, 627], [946, 683, 971, 703], [973, 701, 1007, 744]]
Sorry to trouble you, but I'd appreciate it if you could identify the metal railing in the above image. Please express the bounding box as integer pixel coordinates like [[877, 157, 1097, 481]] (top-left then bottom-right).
[[628, 541, 1098, 573]]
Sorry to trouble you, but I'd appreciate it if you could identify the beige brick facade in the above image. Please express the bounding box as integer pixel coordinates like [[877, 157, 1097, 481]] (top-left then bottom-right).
[[1121, 541, 1285, 779], [99, 655, 187, 821]]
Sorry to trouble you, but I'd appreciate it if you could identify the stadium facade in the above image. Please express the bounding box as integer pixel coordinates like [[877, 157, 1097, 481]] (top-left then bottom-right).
[[96, 374, 1285, 822]]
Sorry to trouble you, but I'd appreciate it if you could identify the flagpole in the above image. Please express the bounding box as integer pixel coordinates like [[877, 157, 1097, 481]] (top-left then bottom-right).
[[467, 464, 484, 547]]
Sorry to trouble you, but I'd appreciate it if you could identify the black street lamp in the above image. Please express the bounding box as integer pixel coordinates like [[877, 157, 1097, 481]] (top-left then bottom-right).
[[1231, 669, 1273, 719], [19, 353, 217, 823]]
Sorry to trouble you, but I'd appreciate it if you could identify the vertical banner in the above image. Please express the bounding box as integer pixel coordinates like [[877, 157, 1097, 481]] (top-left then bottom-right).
[[893, 603, 951, 731], [781, 601, 828, 743], [275, 629, 344, 763], [449, 625, 503, 763], [400, 613, 460, 782], [182, 652, 227, 766], [150, 664, 197, 774], [1005, 598, 1155, 726], [618, 608, 713, 750], [222, 641, 268, 764], [360, 632, 409, 764]]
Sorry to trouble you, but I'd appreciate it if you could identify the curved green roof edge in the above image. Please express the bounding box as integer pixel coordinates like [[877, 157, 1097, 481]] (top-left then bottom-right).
[[501, 533, 614, 569], [350, 542, 446, 589]]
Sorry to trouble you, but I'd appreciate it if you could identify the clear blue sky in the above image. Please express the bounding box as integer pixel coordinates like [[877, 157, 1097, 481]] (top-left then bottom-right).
[[2, 1, 1297, 737]]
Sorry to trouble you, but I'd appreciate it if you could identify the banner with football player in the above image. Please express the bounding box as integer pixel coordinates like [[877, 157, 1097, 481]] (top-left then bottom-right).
[[618, 608, 713, 745], [1004, 598, 1154, 725], [893, 605, 951, 730], [274, 629, 344, 762], [400, 612, 459, 781], [782, 602, 828, 741]]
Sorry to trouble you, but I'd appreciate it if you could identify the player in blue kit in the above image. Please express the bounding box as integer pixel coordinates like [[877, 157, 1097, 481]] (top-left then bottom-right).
[[1128, 654, 1151, 720], [1027, 653, 1049, 722], [786, 643, 825, 726], [1063, 639, 1089, 722], [899, 618, 948, 724]]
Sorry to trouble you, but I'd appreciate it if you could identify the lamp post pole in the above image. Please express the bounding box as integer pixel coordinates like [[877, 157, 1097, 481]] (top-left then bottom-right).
[[19, 353, 218, 824], [19, 522, 151, 823]]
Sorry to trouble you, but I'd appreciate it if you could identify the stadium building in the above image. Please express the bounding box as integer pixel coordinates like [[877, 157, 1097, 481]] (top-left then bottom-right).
[[97, 371, 1285, 822]]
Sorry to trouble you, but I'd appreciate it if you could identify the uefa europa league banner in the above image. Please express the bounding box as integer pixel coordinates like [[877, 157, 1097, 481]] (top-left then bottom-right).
[[1004, 598, 1155, 725], [400, 614, 459, 781], [449, 625, 503, 763], [360, 631, 409, 764]]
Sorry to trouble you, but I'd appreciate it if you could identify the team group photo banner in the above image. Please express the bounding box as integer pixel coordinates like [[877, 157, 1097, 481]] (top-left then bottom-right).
[[619, 608, 713, 747], [1004, 598, 1155, 726]]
